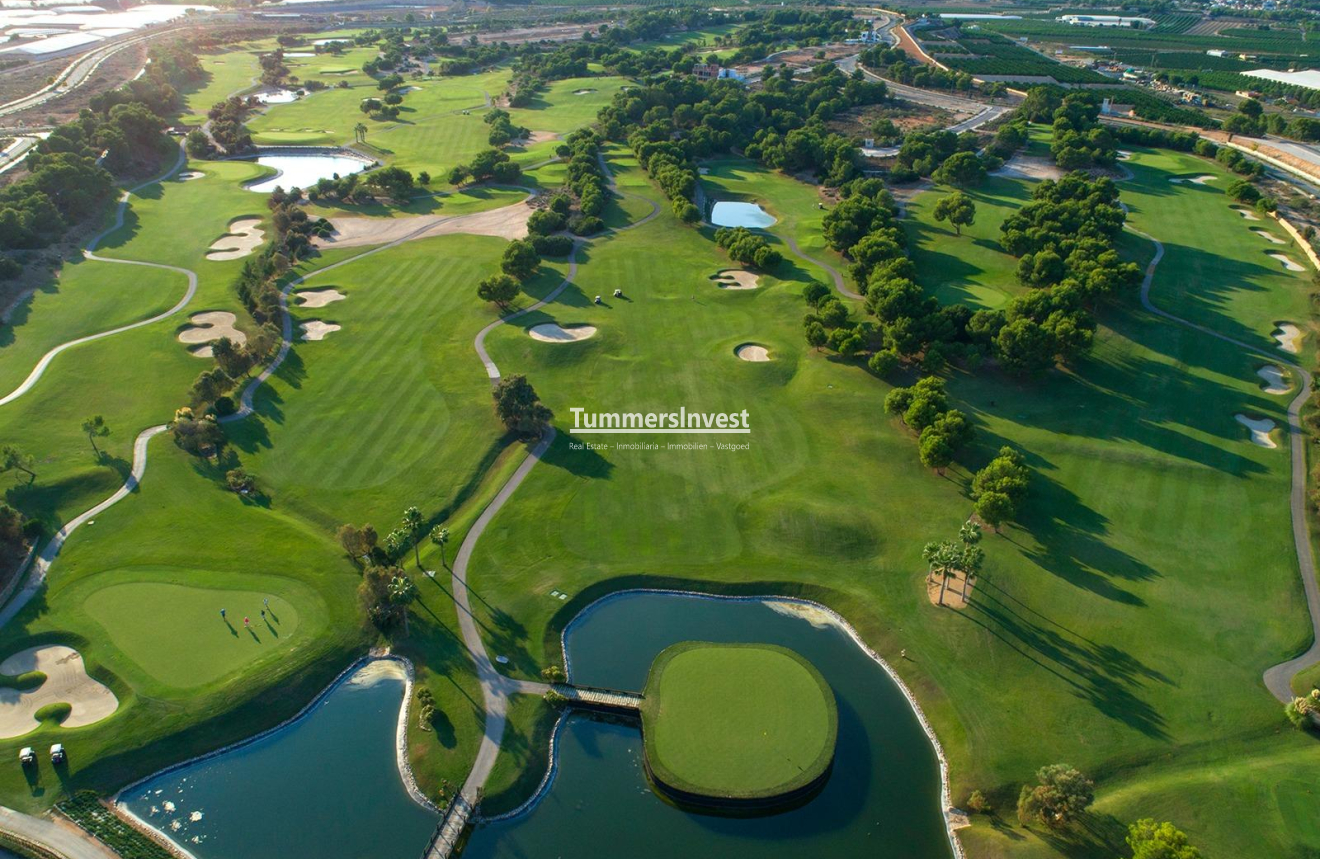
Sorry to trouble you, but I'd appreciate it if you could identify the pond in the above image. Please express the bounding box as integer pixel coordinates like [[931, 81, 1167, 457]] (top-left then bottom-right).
[[119, 660, 437, 859], [246, 153, 369, 193], [710, 201, 776, 229], [254, 90, 300, 105], [462, 591, 955, 859]]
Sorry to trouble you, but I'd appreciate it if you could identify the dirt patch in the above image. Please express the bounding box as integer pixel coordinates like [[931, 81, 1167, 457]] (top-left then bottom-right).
[[178, 311, 246, 358], [512, 131, 558, 146], [735, 343, 770, 362], [300, 320, 340, 341], [1235, 413, 1278, 448], [712, 270, 759, 289], [313, 200, 533, 249], [295, 288, 346, 308], [205, 218, 264, 262], [927, 569, 976, 609], [528, 322, 596, 342], [994, 155, 1064, 182], [0, 645, 118, 738]]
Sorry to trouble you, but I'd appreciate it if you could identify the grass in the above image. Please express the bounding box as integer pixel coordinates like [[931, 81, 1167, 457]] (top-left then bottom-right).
[[641, 642, 836, 800]]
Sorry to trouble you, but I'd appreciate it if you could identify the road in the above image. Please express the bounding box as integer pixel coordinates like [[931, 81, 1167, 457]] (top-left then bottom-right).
[[0, 27, 182, 120]]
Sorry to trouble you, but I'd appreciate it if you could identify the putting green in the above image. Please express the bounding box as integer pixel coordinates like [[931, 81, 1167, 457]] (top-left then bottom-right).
[[83, 580, 302, 689], [641, 642, 836, 803]]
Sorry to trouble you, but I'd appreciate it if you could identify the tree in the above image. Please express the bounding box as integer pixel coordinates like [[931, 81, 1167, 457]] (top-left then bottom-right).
[[932, 192, 975, 237], [354, 122, 368, 143], [225, 468, 255, 493], [81, 415, 110, 455], [805, 321, 828, 351], [1126, 819, 1202, 859], [388, 572, 418, 633], [430, 525, 450, 569], [0, 445, 36, 482], [402, 506, 423, 568], [477, 274, 520, 309], [500, 239, 540, 280], [337, 523, 374, 565], [974, 491, 1016, 532], [492, 374, 553, 437], [931, 151, 986, 188], [918, 431, 954, 475], [1016, 764, 1094, 828], [972, 447, 1030, 530]]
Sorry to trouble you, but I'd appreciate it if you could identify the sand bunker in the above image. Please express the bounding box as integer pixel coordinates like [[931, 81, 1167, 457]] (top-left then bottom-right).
[[572, 89, 596, 95], [735, 343, 771, 362], [1268, 252, 1305, 272], [1233, 207, 1261, 221], [1117, 150, 1133, 160], [1169, 175, 1216, 185], [713, 270, 759, 289], [528, 323, 596, 342], [1258, 364, 1291, 395], [1274, 322, 1303, 354], [512, 131, 557, 145], [178, 311, 247, 358], [698, 167, 710, 175], [205, 218, 264, 261], [1235, 413, 1278, 448], [1252, 229, 1286, 245], [177, 171, 205, 181], [295, 288, 346, 308], [0, 645, 118, 739], [994, 155, 1063, 182], [300, 320, 340, 341], [313, 201, 533, 249]]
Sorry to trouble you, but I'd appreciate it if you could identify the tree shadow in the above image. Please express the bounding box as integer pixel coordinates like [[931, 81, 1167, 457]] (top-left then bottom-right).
[[540, 431, 614, 480]]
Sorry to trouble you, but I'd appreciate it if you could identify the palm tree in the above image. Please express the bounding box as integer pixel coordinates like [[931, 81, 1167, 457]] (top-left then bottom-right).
[[403, 506, 423, 568], [385, 528, 408, 558], [354, 122, 368, 143], [430, 525, 450, 569], [81, 415, 109, 455], [388, 573, 417, 633], [922, 540, 953, 606]]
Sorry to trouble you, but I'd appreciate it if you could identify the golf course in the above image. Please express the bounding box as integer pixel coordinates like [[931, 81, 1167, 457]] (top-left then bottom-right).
[[0, 14, 1317, 859]]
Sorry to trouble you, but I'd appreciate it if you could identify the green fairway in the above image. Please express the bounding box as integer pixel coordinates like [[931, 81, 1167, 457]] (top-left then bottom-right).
[[642, 642, 836, 801], [82, 580, 302, 689]]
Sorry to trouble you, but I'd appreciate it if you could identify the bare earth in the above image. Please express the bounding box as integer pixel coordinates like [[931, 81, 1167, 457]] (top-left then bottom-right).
[[312, 201, 533, 249], [927, 570, 976, 609], [0, 645, 118, 738], [994, 155, 1064, 182]]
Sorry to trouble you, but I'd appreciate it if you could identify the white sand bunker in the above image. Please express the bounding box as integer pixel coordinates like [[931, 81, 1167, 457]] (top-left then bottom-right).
[[735, 343, 771, 362], [698, 167, 710, 175], [176, 171, 205, 181], [713, 270, 759, 289], [572, 89, 596, 95], [1235, 413, 1278, 448], [528, 323, 596, 342], [1274, 322, 1303, 354], [0, 645, 118, 739], [1117, 150, 1133, 160], [1252, 229, 1286, 245], [1169, 175, 1216, 185], [205, 218, 264, 261], [178, 311, 247, 358], [300, 320, 340, 341], [1233, 207, 1261, 221], [1258, 364, 1291, 395], [295, 288, 346, 308], [1268, 252, 1305, 272], [314, 201, 533, 249]]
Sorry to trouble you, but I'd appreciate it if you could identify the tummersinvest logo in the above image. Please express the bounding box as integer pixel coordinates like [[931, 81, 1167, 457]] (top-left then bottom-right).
[[569, 407, 750, 434]]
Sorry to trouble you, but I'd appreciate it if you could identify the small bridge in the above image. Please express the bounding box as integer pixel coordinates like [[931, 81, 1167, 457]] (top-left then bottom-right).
[[553, 683, 644, 714], [421, 794, 472, 859]]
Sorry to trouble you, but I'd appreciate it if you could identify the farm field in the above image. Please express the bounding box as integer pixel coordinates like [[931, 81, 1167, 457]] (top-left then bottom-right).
[[1, 18, 1320, 859]]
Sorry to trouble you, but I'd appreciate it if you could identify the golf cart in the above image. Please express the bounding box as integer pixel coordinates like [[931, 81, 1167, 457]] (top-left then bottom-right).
[[49, 744, 65, 764], [18, 748, 34, 767]]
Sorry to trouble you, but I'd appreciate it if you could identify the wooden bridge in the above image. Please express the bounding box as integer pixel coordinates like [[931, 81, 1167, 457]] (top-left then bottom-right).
[[421, 794, 472, 859], [552, 683, 644, 714]]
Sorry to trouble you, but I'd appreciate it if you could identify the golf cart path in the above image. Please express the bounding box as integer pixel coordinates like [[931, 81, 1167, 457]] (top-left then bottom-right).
[[453, 160, 666, 807], [0, 147, 196, 407], [782, 233, 860, 300], [1127, 221, 1320, 701], [0, 806, 119, 859]]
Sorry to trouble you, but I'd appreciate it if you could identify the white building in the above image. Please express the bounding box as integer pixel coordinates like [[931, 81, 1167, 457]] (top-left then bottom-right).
[[1057, 14, 1156, 28]]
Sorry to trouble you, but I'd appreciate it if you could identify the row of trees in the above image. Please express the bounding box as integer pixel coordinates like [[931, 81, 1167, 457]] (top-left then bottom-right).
[[884, 377, 975, 474], [714, 227, 781, 270], [447, 147, 522, 186]]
